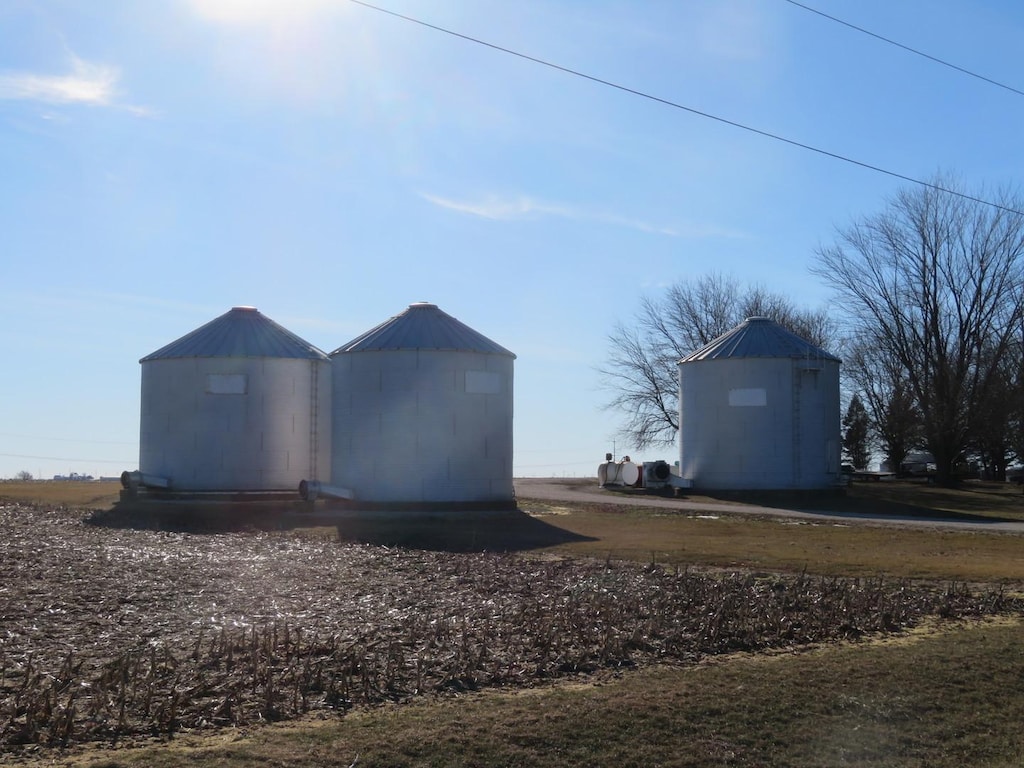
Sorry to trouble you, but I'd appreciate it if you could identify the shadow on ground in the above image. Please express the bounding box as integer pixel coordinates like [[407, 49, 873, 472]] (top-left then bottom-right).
[[329, 512, 595, 552], [86, 502, 596, 553]]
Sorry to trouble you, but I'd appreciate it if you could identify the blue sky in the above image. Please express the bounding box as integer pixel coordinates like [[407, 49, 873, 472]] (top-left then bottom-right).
[[2, 0, 1023, 480]]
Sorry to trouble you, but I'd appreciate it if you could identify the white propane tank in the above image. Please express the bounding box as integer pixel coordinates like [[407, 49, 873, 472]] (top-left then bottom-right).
[[619, 461, 640, 486]]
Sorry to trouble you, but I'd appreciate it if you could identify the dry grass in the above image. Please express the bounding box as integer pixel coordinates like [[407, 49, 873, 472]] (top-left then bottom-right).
[[25, 618, 1024, 767], [0, 480, 121, 509], [843, 477, 1024, 520], [517, 498, 1024, 581]]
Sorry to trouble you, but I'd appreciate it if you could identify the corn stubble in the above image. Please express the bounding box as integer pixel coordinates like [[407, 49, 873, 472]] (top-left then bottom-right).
[[0, 503, 1018, 751]]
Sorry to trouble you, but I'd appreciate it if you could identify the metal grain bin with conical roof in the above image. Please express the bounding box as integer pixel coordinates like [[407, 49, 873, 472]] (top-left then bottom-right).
[[330, 302, 515, 506], [138, 307, 331, 492], [677, 316, 841, 490]]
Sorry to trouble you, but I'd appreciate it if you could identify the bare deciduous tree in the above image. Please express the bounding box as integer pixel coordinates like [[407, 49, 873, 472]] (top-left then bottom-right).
[[842, 336, 923, 473], [601, 320, 681, 448], [969, 342, 1023, 480], [814, 177, 1024, 485]]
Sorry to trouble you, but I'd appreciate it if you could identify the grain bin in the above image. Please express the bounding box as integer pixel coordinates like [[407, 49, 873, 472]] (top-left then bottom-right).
[[137, 307, 331, 492], [330, 302, 515, 507], [677, 317, 841, 490]]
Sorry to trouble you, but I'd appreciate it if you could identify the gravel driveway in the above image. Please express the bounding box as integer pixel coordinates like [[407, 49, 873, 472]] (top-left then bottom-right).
[[513, 478, 1024, 533]]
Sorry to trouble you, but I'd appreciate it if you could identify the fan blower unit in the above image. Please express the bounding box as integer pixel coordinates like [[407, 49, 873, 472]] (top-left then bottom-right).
[[643, 460, 672, 489]]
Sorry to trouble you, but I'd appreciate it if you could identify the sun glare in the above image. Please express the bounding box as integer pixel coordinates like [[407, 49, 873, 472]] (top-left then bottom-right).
[[184, 0, 366, 104], [188, 0, 341, 26]]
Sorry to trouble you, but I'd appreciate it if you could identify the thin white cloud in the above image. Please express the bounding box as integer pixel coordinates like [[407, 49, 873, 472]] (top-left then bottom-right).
[[420, 193, 573, 222], [421, 192, 746, 239], [0, 54, 152, 115]]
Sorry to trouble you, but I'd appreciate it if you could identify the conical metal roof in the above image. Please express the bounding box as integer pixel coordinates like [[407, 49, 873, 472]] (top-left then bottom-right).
[[331, 302, 515, 357], [679, 316, 840, 363], [140, 306, 329, 362]]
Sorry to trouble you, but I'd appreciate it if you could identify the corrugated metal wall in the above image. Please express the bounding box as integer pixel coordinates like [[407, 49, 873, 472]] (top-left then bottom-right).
[[330, 349, 514, 503], [140, 357, 331, 491], [678, 356, 840, 490]]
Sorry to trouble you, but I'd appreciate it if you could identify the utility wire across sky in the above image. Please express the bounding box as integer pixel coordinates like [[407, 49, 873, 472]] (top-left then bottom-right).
[[0, 432, 135, 445], [347, 0, 1024, 217], [0, 452, 132, 464], [781, 0, 1024, 99]]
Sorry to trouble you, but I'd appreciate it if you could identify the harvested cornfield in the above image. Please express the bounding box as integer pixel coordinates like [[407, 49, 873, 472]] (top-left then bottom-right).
[[0, 502, 1019, 752]]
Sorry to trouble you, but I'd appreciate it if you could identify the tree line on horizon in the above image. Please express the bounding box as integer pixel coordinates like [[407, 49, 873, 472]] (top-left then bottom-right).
[[601, 175, 1024, 487]]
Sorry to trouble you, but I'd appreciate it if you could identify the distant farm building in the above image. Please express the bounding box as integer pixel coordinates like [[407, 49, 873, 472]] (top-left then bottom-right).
[[677, 316, 841, 490]]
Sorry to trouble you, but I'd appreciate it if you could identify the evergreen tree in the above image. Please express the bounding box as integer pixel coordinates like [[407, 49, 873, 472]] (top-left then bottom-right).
[[842, 394, 871, 470]]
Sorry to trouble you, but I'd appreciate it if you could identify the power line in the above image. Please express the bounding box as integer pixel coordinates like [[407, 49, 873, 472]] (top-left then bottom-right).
[[346, 0, 1024, 217], [0, 452, 132, 465], [0, 432, 136, 445], [781, 0, 1024, 98], [514, 460, 601, 469]]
